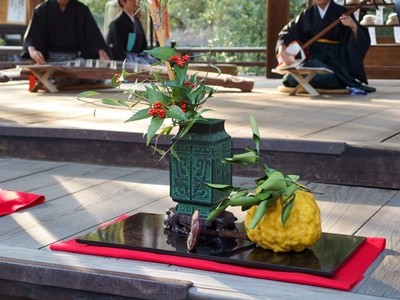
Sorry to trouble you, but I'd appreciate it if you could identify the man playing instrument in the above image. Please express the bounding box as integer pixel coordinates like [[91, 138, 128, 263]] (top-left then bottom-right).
[[106, 0, 156, 65], [22, 0, 110, 65], [277, 0, 376, 93]]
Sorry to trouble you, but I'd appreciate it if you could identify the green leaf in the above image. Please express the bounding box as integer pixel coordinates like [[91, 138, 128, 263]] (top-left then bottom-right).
[[229, 195, 262, 207], [254, 190, 272, 201], [101, 98, 128, 107], [146, 117, 164, 145], [206, 205, 227, 222], [77, 91, 100, 99], [286, 174, 300, 183], [249, 200, 269, 229], [241, 205, 253, 212], [282, 194, 295, 225], [283, 182, 299, 198], [125, 108, 151, 122], [159, 125, 173, 136], [151, 146, 166, 157], [224, 151, 259, 166], [204, 183, 234, 193], [258, 171, 286, 192], [263, 164, 276, 176], [145, 85, 168, 104], [206, 197, 231, 222], [166, 105, 188, 121], [144, 47, 177, 61], [249, 114, 261, 154], [255, 174, 268, 186]]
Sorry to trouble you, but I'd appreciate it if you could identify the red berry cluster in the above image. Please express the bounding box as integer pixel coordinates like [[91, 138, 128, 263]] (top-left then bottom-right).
[[149, 101, 166, 118], [168, 54, 190, 67], [184, 81, 196, 89], [178, 100, 188, 113]]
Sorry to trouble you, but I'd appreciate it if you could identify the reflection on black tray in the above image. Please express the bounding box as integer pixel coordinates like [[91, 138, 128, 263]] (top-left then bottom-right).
[[76, 212, 365, 277]]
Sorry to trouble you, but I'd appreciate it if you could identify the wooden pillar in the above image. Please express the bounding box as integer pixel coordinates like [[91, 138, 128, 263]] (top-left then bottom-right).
[[266, 0, 290, 78]]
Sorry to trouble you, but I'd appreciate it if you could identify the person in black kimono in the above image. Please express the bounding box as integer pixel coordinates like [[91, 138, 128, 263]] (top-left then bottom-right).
[[22, 0, 110, 64], [106, 0, 156, 65], [277, 0, 375, 93]]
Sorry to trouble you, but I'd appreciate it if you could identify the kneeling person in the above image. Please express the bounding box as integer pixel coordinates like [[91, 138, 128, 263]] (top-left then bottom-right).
[[106, 0, 156, 66]]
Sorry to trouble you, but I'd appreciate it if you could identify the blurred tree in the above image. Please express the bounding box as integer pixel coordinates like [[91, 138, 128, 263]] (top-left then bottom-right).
[[80, 0, 307, 74], [80, 0, 108, 31], [81, 0, 307, 46]]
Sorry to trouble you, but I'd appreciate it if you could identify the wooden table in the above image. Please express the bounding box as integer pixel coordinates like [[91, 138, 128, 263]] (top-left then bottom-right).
[[0, 158, 398, 299], [272, 66, 333, 96]]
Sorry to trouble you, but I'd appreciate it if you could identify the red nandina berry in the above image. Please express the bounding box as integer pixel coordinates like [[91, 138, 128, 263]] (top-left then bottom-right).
[[157, 109, 166, 118], [168, 54, 179, 62], [184, 81, 190, 86], [148, 108, 156, 116], [154, 101, 163, 109], [182, 54, 190, 62]]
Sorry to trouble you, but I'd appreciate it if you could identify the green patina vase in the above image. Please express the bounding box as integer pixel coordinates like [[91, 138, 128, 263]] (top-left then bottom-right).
[[170, 118, 232, 217]]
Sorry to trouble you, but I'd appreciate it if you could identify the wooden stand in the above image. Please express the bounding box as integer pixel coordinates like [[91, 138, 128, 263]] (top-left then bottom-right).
[[272, 67, 333, 96]]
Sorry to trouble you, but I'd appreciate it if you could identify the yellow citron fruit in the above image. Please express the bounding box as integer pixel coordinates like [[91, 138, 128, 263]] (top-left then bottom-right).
[[244, 189, 322, 253]]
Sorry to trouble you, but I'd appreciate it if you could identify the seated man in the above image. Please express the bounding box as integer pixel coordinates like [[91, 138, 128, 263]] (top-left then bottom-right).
[[106, 0, 156, 66], [276, 0, 375, 93], [22, 0, 110, 65]]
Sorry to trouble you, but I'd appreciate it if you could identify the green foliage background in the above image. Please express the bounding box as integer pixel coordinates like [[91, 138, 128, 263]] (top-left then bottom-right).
[[81, 0, 307, 47], [80, 0, 307, 74]]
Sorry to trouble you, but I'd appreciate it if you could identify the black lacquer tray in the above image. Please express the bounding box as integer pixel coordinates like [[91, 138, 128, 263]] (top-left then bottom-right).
[[76, 212, 365, 277]]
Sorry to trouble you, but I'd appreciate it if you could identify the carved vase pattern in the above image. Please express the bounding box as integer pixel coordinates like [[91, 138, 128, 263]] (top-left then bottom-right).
[[170, 118, 232, 217]]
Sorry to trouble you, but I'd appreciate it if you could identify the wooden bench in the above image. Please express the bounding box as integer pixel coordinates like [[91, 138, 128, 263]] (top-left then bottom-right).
[[272, 66, 333, 96]]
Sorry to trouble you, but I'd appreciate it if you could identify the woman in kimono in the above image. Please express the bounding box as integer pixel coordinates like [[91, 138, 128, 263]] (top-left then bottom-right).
[[277, 0, 375, 93], [22, 0, 110, 64], [106, 0, 156, 65]]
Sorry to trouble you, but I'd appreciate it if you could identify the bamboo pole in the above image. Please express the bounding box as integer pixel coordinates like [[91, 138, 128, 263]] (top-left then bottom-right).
[[147, 0, 174, 80]]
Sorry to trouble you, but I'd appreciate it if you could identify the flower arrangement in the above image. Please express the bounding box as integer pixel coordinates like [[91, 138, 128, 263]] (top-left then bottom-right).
[[78, 0, 218, 158], [78, 46, 216, 158]]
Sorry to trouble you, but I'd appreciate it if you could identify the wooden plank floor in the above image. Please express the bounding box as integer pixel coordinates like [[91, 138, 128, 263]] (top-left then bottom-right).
[[1, 78, 400, 146], [0, 157, 399, 299]]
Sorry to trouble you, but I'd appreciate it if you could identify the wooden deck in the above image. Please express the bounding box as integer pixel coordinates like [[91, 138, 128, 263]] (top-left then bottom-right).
[[0, 77, 400, 299], [0, 158, 399, 299]]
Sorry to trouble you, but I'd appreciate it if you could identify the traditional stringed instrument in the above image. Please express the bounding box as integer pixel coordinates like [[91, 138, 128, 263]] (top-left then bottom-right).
[[276, 0, 369, 70]]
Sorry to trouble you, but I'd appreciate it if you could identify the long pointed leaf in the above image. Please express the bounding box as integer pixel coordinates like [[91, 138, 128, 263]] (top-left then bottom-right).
[[249, 114, 261, 154], [125, 108, 151, 122], [249, 200, 269, 229], [146, 117, 164, 145], [224, 151, 258, 166], [77, 91, 100, 99], [282, 194, 295, 225]]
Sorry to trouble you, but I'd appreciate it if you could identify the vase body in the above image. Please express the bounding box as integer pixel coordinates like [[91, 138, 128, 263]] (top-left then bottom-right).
[[170, 118, 232, 217]]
